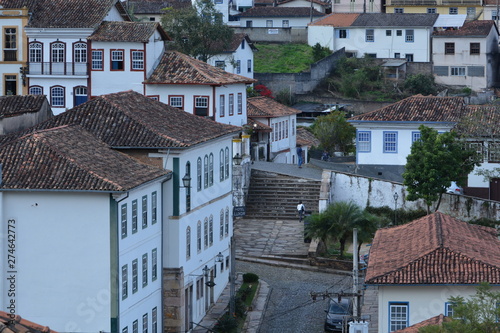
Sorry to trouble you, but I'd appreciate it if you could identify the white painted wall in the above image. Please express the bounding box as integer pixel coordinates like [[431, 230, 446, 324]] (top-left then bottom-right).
[[377, 285, 500, 332], [278, 0, 326, 12], [208, 40, 255, 79], [239, 16, 316, 28], [308, 25, 335, 50], [0, 191, 111, 332], [269, 115, 298, 163]]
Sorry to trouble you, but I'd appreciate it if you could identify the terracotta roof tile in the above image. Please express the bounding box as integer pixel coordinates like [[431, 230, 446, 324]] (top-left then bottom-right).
[[247, 117, 271, 132], [458, 105, 500, 138], [88, 21, 169, 42], [0, 312, 57, 333], [433, 20, 496, 37], [395, 314, 451, 333], [0, 125, 169, 191], [247, 96, 301, 117], [278, 0, 330, 6], [214, 33, 257, 53], [0, 95, 48, 118], [349, 95, 467, 123], [365, 212, 500, 285], [297, 127, 320, 147], [309, 13, 360, 27], [237, 6, 324, 17], [352, 13, 439, 27], [6, 0, 131, 29], [145, 51, 256, 85], [125, 0, 191, 12], [3, 91, 241, 149]]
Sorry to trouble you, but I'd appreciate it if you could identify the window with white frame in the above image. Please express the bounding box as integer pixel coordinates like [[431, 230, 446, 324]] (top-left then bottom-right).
[[412, 131, 421, 142], [133, 320, 138, 333], [197, 157, 202, 191], [204, 155, 208, 188], [50, 86, 65, 107], [386, 30, 392, 36], [389, 302, 408, 331], [286, 120, 289, 138], [219, 95, 225, 117], [186, 227, 191, 259], [396, 30, 402, 36], [451, 67, 466, 76], [92, 49, 103, 70], [247, 59, 252, 72], [266, 20, 273, 27], [121, 203, 127, 239], [197, 221, 202, 252], [152, 248, 157, 281], [489, 142, 500, 162], [220, 210, 224, 240], [215, 60, 225, 69], [142, 253, 148, 287], [209, 153, 214, 186], [282, 20, 289, 27], [493, 10, 499, 20], [152, 308, 157, 333], [220, 149, 224, 181], [204, 218, 208, 248], [74, 42, 87, 63], [142, 195, 147, 229], [366, 29, 374, 42], [132, 259, 138, 293], [132, 50, 144, 70], [123, 327, 128, 333], [225, 147, 229, 179], [467, 142, 484, 161], [122, 264, 128, 300], [225, 207, 229, 236], [292, 119, 295, 135], [4, 28, 17, 61], [169, 96, 183, 109], [405, 54, 413, 62], [195, 96, 209, 116], [357, 131, 371, 152], [209, 215, 213, 246], [470, 42, 480, 55], [445, 302, 456, 318], [466, 7, 475, 18], [152, 191, 157, 224], [111, 50, 124, 70], [229, 94, 234, 116], [29, 86, 42, 95], [142, 313, 148, 333], [29, 42, 42, 62], [51, 42, 65, 63], [449, 7, 458, 14], [394, 8, 404, 13], [338, 29, 347, 38], [237, 93, 242, 114], [236, 60, 241, 74], [405, 30, 414, 42], [132, 199, 138, 233], [427, 7, 436, 13], [384, 131, 397, 153]]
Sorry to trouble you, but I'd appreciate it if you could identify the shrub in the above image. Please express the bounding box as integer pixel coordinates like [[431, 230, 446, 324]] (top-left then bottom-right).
[[213, 313, 238, 333], [242, 272, 259, 283]]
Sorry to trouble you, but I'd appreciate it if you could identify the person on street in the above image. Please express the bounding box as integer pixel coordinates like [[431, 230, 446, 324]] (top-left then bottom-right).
[[297, 145, 303, 168], [297, 201, 305, 222]]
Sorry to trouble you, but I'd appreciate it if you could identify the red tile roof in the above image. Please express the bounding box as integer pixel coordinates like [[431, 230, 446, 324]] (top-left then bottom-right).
[[365, 212, 500, 285], [215, 33, 257, 53], [0, 312, 57, 333], [0, 0, 131, 28], [0, 95, 49, 118], [349, 95, 467, 123], [237, 6, 324, 17], [0, 125, 169, 191], [246, 117, 272, 132], [247, 96, 301, 117], [395, 314, 451, 333], [309, 13, 360, 27], [5, 91, 241, 149], [145, 51, 256, 85], [433, 20, 496, 37], [297, 127, 320, 147], [88, 21, 169, 42], [125, 0, 191, 13], [458, 105, 500, 138]]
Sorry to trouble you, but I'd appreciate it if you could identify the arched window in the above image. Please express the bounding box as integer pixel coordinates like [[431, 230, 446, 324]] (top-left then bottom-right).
[[73, 42, 87, 63], [50, 86, 65, 107], [185, 162, 191, 212], [204, 155, 208, 189], [219, 149, 224, 182], [29, 86, 43, 95], [186, 226, 191, 260], [209, 153, 214, 186], [51, 42, 65, 63], [220, 210, 224, 240], [204, 218, 208, 248], [225, 207, 229, 237], [29, 42, 42, 63], [197, 221, 202, 253], [225, 147, 230, 179], [197, 157, 202, 192], [209, 215, 213, 246]]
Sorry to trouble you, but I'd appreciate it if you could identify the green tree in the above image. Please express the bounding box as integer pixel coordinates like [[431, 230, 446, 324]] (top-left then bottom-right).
[[404, 73, 437, 96], [312, 43, 331, 62], [161, 0, 233, 62], [311, 111, 355, 155], [419, 283, 500, 333], [403, 125, 480, 213], [305, 201, 378, 258]]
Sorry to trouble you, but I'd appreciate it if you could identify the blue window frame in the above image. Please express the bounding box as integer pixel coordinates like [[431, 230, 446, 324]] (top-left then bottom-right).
[[412, 131, 421, 143], [384, 131, 398, 153], [357, 131, 371, 152], [445, 302, 455, 318], [389, 302, 409, 331]]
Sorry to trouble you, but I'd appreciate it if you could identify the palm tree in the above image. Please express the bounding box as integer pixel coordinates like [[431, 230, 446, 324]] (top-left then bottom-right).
[[305, 201, 366, 258]]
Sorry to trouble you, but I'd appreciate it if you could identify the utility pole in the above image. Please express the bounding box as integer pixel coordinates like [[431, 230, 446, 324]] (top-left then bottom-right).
[[353, 228, 359, 319]]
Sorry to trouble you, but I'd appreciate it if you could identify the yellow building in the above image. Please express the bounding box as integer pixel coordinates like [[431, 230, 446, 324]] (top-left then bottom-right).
[[385, 0, 483, 20], [0, 5, 30, 96]]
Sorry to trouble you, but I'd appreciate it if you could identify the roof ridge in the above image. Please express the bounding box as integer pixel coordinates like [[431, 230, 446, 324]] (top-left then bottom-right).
[[175, 51, 225, 84]]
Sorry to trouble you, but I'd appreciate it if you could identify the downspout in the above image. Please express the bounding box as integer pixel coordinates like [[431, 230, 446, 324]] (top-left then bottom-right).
[[143, 42, 147, 96], [212, 86, 216, 121]]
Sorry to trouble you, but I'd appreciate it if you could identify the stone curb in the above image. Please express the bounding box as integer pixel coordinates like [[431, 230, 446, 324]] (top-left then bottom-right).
[[241, 279, 270, 333]]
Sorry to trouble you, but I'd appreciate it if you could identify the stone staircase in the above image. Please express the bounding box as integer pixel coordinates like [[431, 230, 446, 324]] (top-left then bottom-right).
[[244, 169, 322, 219]]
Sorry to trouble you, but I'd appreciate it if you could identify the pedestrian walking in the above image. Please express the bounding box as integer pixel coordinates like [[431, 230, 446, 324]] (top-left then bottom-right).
[[297, 145, 303, 168], [297, 201, 305, 222]]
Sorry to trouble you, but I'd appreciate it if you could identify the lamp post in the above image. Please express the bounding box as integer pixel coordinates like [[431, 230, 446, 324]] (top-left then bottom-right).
[[182, 172, 191, 188], [393, 192, 399, 225], [233, 153, 242, 166]]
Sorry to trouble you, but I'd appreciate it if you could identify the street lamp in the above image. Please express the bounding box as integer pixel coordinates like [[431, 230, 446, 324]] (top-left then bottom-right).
[[393, 192, 399, 225], [233, 153, 242, 166], [215, 252, 224, 263], [182, 172, 191, 188], [202, 265, 209, 278]]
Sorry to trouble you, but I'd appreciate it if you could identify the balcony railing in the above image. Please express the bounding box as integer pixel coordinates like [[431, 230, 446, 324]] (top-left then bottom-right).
[[28, 62, 88, 76], [386, 0, 481, 5]]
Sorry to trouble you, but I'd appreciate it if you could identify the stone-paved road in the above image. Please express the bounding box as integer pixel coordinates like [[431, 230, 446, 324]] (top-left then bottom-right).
[[236, 261, 353, 333]]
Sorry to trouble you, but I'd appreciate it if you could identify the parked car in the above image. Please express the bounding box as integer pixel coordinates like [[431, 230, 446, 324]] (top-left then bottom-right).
[[324, 298, 353, 332], [446, 181, 463, 195]]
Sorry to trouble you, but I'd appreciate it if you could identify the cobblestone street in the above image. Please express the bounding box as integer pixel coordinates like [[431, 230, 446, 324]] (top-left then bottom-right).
[[236, 261, 353, 333]]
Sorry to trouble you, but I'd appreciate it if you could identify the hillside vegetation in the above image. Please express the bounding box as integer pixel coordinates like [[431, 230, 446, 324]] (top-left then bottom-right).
[[254, 43, 316, 73]]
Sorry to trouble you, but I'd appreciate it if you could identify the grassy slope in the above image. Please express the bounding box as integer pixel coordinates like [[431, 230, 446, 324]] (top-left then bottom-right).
[[254, 43, 313, 73]]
